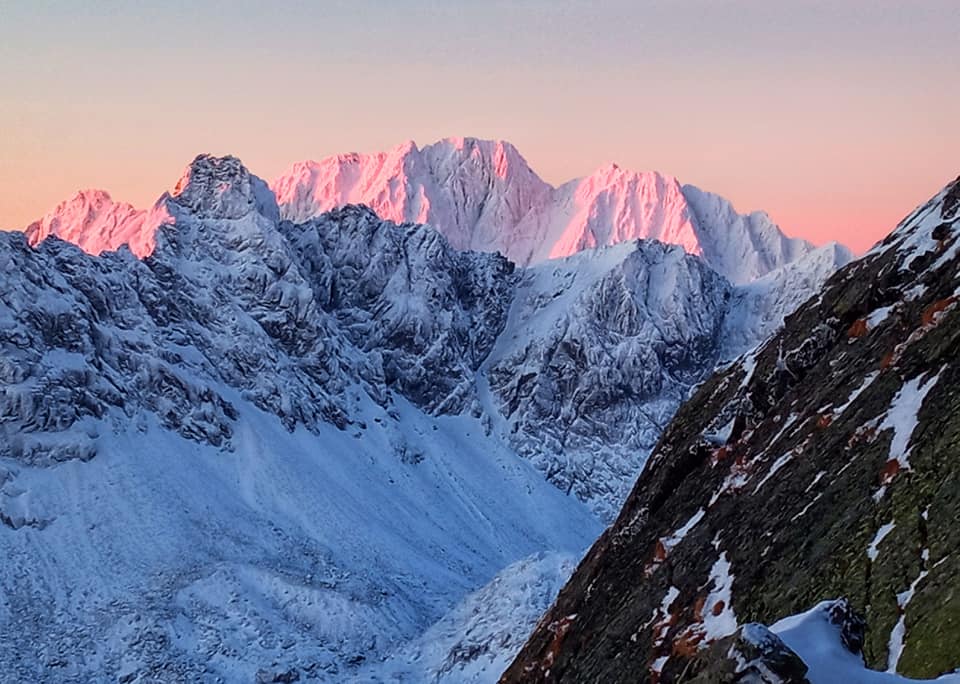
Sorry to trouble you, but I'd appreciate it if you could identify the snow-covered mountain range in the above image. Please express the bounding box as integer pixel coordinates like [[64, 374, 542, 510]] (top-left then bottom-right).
[[271, 137, 822, 286], [4, 142, 852, 681]]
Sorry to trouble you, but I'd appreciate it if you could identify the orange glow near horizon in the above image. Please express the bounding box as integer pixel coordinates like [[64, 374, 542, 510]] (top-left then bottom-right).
[[1, 2, 958, 255]]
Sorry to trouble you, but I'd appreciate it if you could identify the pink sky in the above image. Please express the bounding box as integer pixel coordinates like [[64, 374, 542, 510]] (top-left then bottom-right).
[[2, 2, 958, 254]]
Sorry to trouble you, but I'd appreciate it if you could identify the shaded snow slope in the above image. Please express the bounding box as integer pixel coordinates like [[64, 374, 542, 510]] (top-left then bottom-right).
[[0, 399, 598, 682], [359, 552, 579, 683]]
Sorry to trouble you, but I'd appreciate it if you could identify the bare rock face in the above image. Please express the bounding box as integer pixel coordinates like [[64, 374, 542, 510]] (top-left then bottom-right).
[[502, 176, 960, 682]]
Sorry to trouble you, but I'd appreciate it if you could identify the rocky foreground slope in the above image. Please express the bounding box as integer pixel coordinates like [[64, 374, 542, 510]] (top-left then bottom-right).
[[503, 178, 960, 682]]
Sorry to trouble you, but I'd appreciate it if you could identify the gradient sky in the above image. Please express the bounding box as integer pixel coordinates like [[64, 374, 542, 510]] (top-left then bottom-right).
[[1, 1, 958, 253]]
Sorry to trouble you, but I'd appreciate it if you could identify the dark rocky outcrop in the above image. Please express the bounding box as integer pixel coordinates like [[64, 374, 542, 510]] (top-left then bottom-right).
[[687, 623, 810, 683]]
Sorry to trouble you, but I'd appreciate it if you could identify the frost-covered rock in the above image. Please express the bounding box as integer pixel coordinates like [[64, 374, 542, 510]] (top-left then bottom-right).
[[281, 204, 515, 414], [687, 623, 809, 683], [485, 241, 731, 517]]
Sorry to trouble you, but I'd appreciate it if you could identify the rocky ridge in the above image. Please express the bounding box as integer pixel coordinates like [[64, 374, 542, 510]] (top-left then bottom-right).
[[270, 137, 841, 285]]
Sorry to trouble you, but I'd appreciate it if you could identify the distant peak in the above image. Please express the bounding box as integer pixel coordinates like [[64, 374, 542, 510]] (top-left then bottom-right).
[[172, 154, 248, 198], [424, 137, 536, 181], [170, 154, 278, 221], [581, 163, 680, 190], [67, 188, 115, 205], [390, 139, 419, 155]]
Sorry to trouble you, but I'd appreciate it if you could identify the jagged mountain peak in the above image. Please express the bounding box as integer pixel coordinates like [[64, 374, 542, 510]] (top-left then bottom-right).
[[269, 137, 836, 283], [24, 187, 166, 259], [22, 154, 283, 258], [872, 175, 960, 263], [67, 188, 116, 205], [169, 153, 279, 222], [425, 136, 532, 171], [544, 165, 701, 262]]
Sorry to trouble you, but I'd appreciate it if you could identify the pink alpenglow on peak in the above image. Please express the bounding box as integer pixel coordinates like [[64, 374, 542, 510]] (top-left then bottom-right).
[[271, 137, 841, 284], [270, 138, 552, 257], [24, 189, 168, 259], [23, 155, 277, 258], [535, 165, 702, 262]]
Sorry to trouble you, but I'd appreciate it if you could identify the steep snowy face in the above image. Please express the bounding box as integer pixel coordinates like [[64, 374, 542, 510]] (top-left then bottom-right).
[[271, 138, 553, 255], [681, 184, 826, 285], [271, 137, 826, 284], [504, 176, 960, 683], [520, 165, 702, 264], [720, 240, 854, 357], [280, 204, 516, 414], [486, 241, 731, 519]]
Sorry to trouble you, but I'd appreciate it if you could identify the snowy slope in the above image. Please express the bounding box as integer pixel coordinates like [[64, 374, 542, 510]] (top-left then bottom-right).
[[720, 240, 854, 357], [270, 138, 553, 259], [770, 601, 960, 683], [0, 395, 599, 682], [359, 551, 579, 683], [1, 156, 601, 682]]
